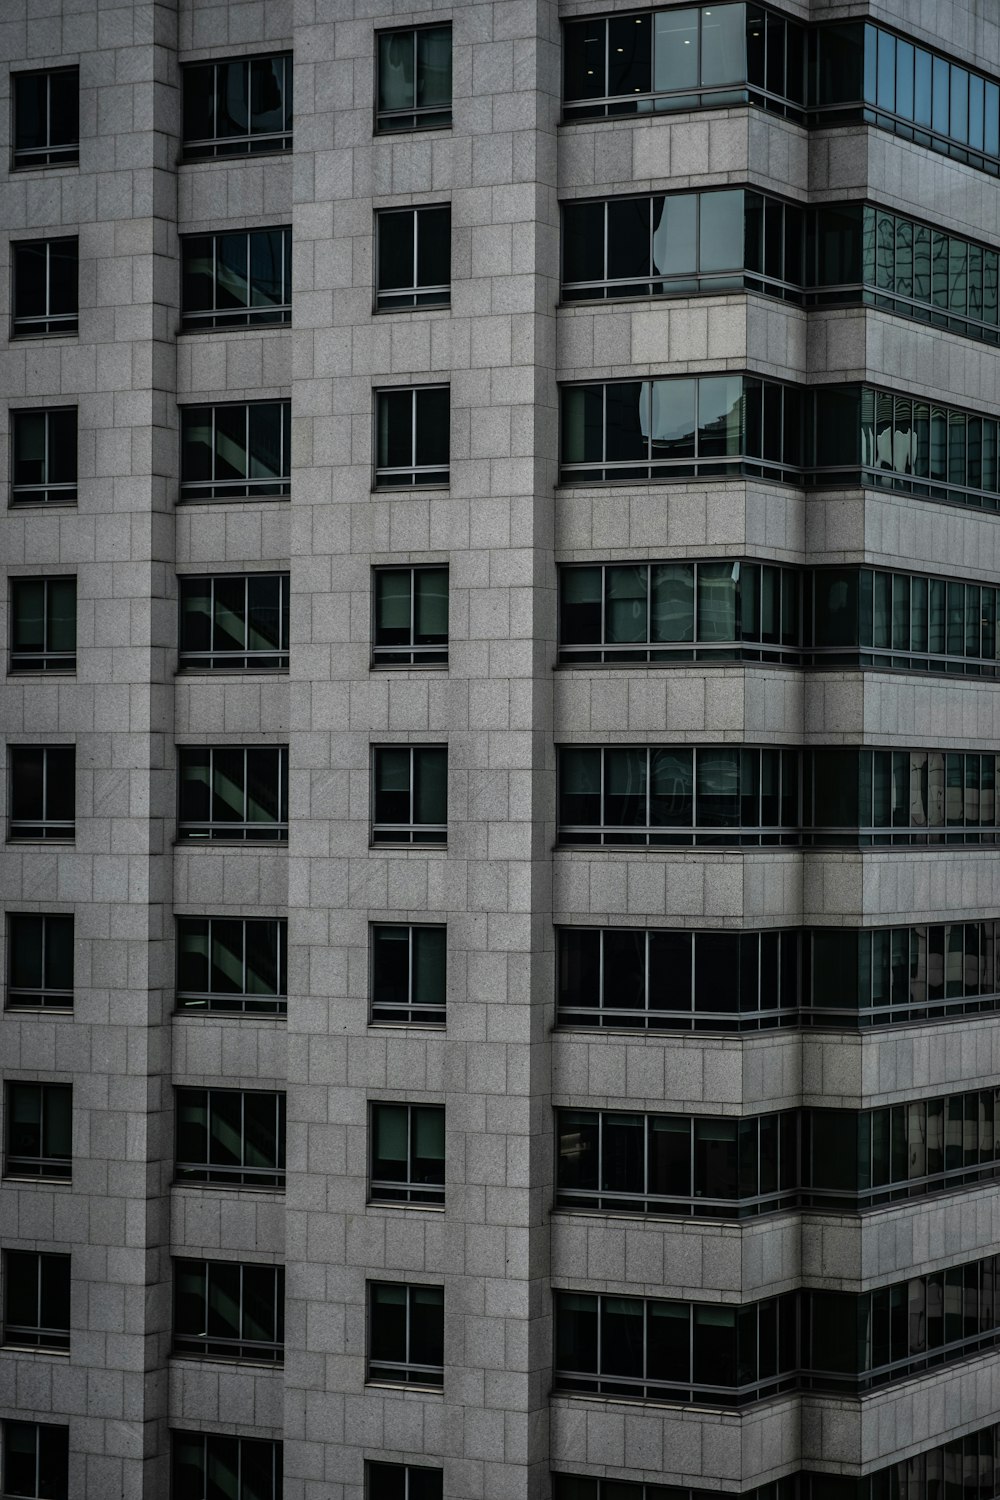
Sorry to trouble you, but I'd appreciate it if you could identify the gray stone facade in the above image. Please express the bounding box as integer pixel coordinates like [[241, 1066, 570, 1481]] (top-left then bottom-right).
[[1, 0, 999, 1497]]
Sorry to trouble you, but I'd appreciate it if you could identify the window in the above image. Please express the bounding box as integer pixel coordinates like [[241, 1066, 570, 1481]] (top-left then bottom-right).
[[797, 1426, 1000, 1500], [2, 1421, 69, 1499], [180, 402, 290, 501], [557, 745, 799, 847], [556, 1109, 796, 1217], [181, 228, 291, 329], [182, 54, 292, 158], [373, 568, 448, 665], [553, 1481, 746, 1500], [561, 376, 800, 483], [370, 924, 446, 1026], [804, 748, 1000, 846], [557, 926, 800, 1031], [11, 240, 78, 337], [173, 1259, 284, 1362], [5, 1084, 71, 1180], [370, 1103, 444, 1205], [2, 1252, 70, 1351], [11, 409, 77, 506], [6, 914, 73, 1011], [9, 579, 76, 673], [366, 1462, 443, 1500], [367, 1282, 443, 1386], [562, 4, 806, 121], [806, 921, 1000, 1027], [8, 747, 75, 841], [178, 574, 289, 671], [376, 26, 452, 133], [176, 1089, 285, 1188], [12, 68, 78, 169], [371, 747, 447, 845], [376, 205, 450, 310], [171, 1433, 282, 1500], [559, 561, 799, 663], [176, 917, 286, 1015], [554, 1289, 797, 1404], [374, 386, 449, 488], [177, 746, 288, 841]]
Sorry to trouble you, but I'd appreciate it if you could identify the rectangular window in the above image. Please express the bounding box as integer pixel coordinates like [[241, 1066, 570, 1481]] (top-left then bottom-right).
[[372, 567, 448, 665], [175, 1088, 285, 1188], [2, 1251, 70, 1351], [5, 1083, 71, 1180], [2, 1421, 69, 1499], [178, 574, 289, 671], [176, 916, 286, 1015], [370, 924, 446, 1027], [375, 26, 452, 133], [370, 1102, 445, 1205], [12, 239, 78, 337], [6, 913, 73, 1010], [367, 1281, 443, 1386], [180, 402, 290, 501], [374, 386, 449, 487], [176, 746, 288, 841], [171, 1433, 282, 1500], [9, 578, 76, 673], [181, 228, 291, 329], [371, 747, 447, 845], [173, 1259, 284, 1362], [376, 205, 450, 310], [11, 408, 77, 506], [8, 747, 75, 841], [366, 1462, 442, 1500], [182, 54, 292, 158], [12, 68, 78, 169]]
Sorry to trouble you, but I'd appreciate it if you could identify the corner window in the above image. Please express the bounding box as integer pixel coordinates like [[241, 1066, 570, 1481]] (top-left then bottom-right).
[[181, 228, 291, 329], [178, 574, 290, 671], [175, 1088, 285, 1188], [373, 567, 448, 665], [370, 1103, 445, 1205], [176, 746, 288, 841], [2, 1421, 69, 1499], [5, 1083, 71, 1180], [366, 1462, 443, 1500], [182, 54, 292, 159], [9, 578, 76, 674], [367, 1281, 443, 1386], [180, 402, 291, 501], [374, 386, 449, 488], [171, 1433, 282, 1500], [372, 747, 447, 845], [12, 239, 78, 337], [376, 205, 450, 310], [8, 747, 75, 842], [176, 916, 286, 1015], [376, 26, 452, 133], [12, 68, 79, 169], [11, 408, 77, 506], [6, 914, 74, 1011], [173, 1259, 284, 1363], [2, 1251, 70, 1351], [370, 924, 446, 1026]]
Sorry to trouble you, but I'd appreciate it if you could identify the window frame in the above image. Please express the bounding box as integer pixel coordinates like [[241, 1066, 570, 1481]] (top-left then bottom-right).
[[170, 1432, 283, 1500], [8, 746, 76, 842], [373, 385, 450, 489], [175, 915, 287, 1016], [367, 1280, 444, 1387], [180, 227, 292, 330], [176, 745, 289, 842], [179, 401, 291, 502], [172, 1258, 284, 1364], [2, 1420, 70, 1500], [374, 25, 453, 134], [9, 576, 77, 675], [5, 913, 74, 1012], [181, 53, 293, 160], [11, 66, 79, 170], [177, 572, 290, 672], [369, 923, 446, 1027], [374, 203, 451, 310], [11, 237, 79, 338], [371, 565, 449, 667], [5, 1082, 72, 1181], [365, 1460, 443, 1500], [371, 745, 448, 846], [10, 407, 77, 507], [2, 1250, 70, 1352], [369, 1101, 445, 1206], [175, 1087, 286, 1189]]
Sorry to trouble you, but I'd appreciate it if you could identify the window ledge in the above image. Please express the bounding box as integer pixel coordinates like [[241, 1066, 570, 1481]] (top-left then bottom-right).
[[2, 1173, 72, 1186], [364, 1379, 443, 1394], [0, 1343, 70, 1357], [171, 1179, 285, 1195], [367, 1199, 446, 1213], [172, 1008, 287, 1021]]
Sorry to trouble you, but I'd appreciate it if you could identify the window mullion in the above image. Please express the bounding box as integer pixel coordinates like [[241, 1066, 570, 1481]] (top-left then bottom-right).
[[411, 390, 418, 473], [413, 210, 420, 294], [410, 568, 416, 649]]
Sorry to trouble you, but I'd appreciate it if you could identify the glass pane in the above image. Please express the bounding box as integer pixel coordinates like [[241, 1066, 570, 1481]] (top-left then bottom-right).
[[413, 571, 447, 645], [378, 209, 416, 292], [605, 566, 647, 644], [415, 387, 449, 467], [653, 194, 697, 276], [250, 229, 284, 307], [216, 59, 250, 138], [697, 562, 739, 641], [379, 31, 414, 113], [649, 379, 696, 459], [216, 233, 249, 309], [247, 403, 282, 479], [651, 563, 694, 642], [417, 27, 452, 109], [416, 205, 450, 290], [702, 4, 746, 86], [607, 198, 651, 283], [700, 189, 744, 272], [698, 375, 743, 456], [654, 8, 699, 92], [414, 748, 447, 827]]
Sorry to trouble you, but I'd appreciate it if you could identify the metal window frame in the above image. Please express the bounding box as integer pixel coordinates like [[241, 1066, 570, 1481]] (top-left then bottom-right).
[[11, 237, 78, 338], [366, 1459, 444, 1500], [10, 406, 77, 507], [180, 226, 292, 329], [171, 1431, 283, 1500], [371, 564, 449, 666], [9, 575, 77, 674], [175, 1086, 286, 1188], [179, 401, 291, 501], [366, 1280, 444, 1386], [176, 745, 289, 842], [8, 745, 75, 842], [172, 1258, 284, 1364], [11, 66, 79, 169], [5, 911, 74, 1011], [181, 53, 293, 159], [369, 1100, 445, 1205], [177, 571, 290, 671], [369, 922, 447, 1027], [374, 203, 451, 310], [175, 914, 287, 1014], [2, 1251, 70, 1352], [4, 1081, 72, 1181], [373, 384, 450, 489], [373, 24, 453, 135], [370, 745, 448, 846]]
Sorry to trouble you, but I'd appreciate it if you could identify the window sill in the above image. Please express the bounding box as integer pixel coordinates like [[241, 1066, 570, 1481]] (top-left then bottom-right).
[[1, 1342, 70, 1357], [176, 320, 292, 337], [172, 1178, 285, 1194], [173, 838, 289, 848], [10, 329, 78, 342], [2, 1173, 71, 1186], [364, 1378, 443, 1394], [4, 1005, 74, 1016], [369, 842, 448, 852], [170, 1350, 284, 1369], [370, 661, 448, 672], [173, 1006, 287, 1020], [371, 484, 451, 496], [367, 1199, 445, 1212]]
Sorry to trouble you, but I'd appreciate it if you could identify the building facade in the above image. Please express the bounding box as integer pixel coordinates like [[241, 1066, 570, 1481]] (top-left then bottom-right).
[[2, 0, 1000, 1497]]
